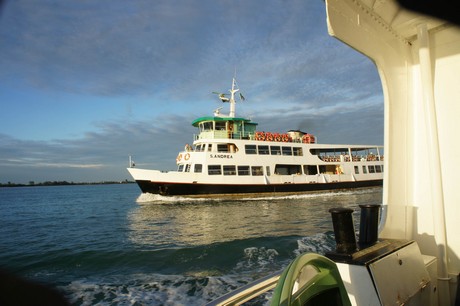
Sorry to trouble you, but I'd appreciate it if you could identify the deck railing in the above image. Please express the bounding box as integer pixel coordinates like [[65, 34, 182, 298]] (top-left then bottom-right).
[[205, 271, 281, 306], [194, 131, 254, 141]]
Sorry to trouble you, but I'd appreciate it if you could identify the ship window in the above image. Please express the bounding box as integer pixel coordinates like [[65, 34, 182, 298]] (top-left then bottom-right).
[[178, 164, 184, 172], [223, 165, 236, 175], [354, 166, 359, 174], [202, 122, 213, 131], [282, 146, 292, 156], [321, 165, 338, 174], [208, 165, 222, 175], [270, 146, 281, 155], [362, 165, 367, 174], [194, 164, 202, 173], [310, 149, 320, 155], [369, 165, 376, 173], [196, 144, 205, 152], [208, 144, 213, 152], [258, 145, 269, 155], [245, 145, 257, 154], [293, 147, 303, 156], [275, 164, 301, 175], [304, 165, 318, 175], [266, 166, 270, 176], [218, 144, 229, 152], [185, 164, 191, 172], [238, 165, 250, 176], [215, 121, 226, 131], [251, 166, 263, 176], [375, 165, 382, 173]]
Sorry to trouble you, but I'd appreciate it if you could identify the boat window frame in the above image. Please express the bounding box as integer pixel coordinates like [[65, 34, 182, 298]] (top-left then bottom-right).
[[238, 165, 250, 176], [258, 145, 270, 155], [282, 146, 293, 156], [275, 164, 302, 175], [270, 146, 281, 155], [293, 147, 303, 156], [223, 165, 237, 175], [215, 121, 226, 131], [245, 145, 257, 155], [194, 164, 202, 173], [208, 165, 222, 175], [303, 165, 318, 175], [217, 144, 229, 153], [251, 166, 264, 176], [201, 122, 213, 132]]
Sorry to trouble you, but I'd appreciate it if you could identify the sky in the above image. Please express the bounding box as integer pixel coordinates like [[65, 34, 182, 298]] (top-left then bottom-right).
[[0, 0, 384, 184]]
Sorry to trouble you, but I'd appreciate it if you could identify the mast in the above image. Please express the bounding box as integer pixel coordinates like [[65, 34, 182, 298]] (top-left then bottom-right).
[[229, 78, 238, 118], [213, 77, 244, 118]]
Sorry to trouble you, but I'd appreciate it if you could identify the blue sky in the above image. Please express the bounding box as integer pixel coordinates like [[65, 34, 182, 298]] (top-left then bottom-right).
[[0, 0, 383, 184]]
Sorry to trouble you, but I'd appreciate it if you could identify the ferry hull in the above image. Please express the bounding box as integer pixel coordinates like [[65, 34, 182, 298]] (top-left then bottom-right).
[[135, 179, 383, 196]]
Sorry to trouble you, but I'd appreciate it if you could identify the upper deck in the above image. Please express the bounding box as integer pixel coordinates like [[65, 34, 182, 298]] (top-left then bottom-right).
[[192, 116, 257, 140]]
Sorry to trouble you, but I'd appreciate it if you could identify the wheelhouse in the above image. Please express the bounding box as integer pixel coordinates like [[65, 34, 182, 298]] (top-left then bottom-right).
[[192, 117, 258, 140]]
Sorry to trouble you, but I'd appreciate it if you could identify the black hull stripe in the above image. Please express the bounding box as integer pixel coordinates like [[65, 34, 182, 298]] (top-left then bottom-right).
[[135, 180, 383, 196]]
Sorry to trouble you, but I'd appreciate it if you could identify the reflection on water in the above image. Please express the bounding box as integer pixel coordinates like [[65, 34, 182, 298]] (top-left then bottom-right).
[[127, 187, 383, 248]]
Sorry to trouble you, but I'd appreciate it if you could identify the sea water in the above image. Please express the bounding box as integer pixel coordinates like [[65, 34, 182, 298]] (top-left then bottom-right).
[[0, 184, 382, 305]]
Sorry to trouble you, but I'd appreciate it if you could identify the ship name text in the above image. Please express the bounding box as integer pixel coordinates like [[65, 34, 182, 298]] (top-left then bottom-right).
[[209, 154, 233, 159]]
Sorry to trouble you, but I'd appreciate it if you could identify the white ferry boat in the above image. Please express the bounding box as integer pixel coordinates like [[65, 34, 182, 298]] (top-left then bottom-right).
[[128, 78, 383, 196]]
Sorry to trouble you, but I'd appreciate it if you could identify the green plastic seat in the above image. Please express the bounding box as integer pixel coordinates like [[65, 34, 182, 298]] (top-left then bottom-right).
[[270, 253, 351, 306]]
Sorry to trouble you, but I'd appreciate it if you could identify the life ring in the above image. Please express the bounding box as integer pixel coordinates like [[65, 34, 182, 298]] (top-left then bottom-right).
[[176, 154, 183, 162], [261, 132, 266, 141], [302, 134, 316, 144], [274, 133, 281, 142], [255, 131, 265, 141], [184, 153, 190, 160], [302, 134, 310, 144], [266, 132, 273, 141]]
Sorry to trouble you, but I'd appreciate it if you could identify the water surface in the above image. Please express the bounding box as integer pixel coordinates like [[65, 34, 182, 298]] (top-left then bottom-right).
[[0, 184, 382, 305]]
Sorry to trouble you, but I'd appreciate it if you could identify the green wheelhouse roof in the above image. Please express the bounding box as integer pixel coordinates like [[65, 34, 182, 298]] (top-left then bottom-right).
[[191, 116, 257, 127]]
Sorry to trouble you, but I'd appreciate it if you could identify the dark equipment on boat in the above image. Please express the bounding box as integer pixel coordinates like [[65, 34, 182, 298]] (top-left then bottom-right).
[[358, 204, 381, 247], [328, 207, 357, 255]]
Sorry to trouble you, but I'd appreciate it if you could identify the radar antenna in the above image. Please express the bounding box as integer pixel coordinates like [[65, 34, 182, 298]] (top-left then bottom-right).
[[212, 78, 245, 117]]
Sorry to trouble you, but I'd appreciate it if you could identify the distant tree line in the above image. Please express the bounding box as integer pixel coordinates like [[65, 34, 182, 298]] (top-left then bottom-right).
[[0, 180, 135, 187]]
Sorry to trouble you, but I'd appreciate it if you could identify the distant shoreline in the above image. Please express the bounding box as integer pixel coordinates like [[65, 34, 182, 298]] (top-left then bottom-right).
[[0, 180, 135, 188]]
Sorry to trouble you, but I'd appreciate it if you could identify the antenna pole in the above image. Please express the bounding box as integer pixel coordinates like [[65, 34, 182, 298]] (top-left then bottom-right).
[[229, 78, 238, 117]]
